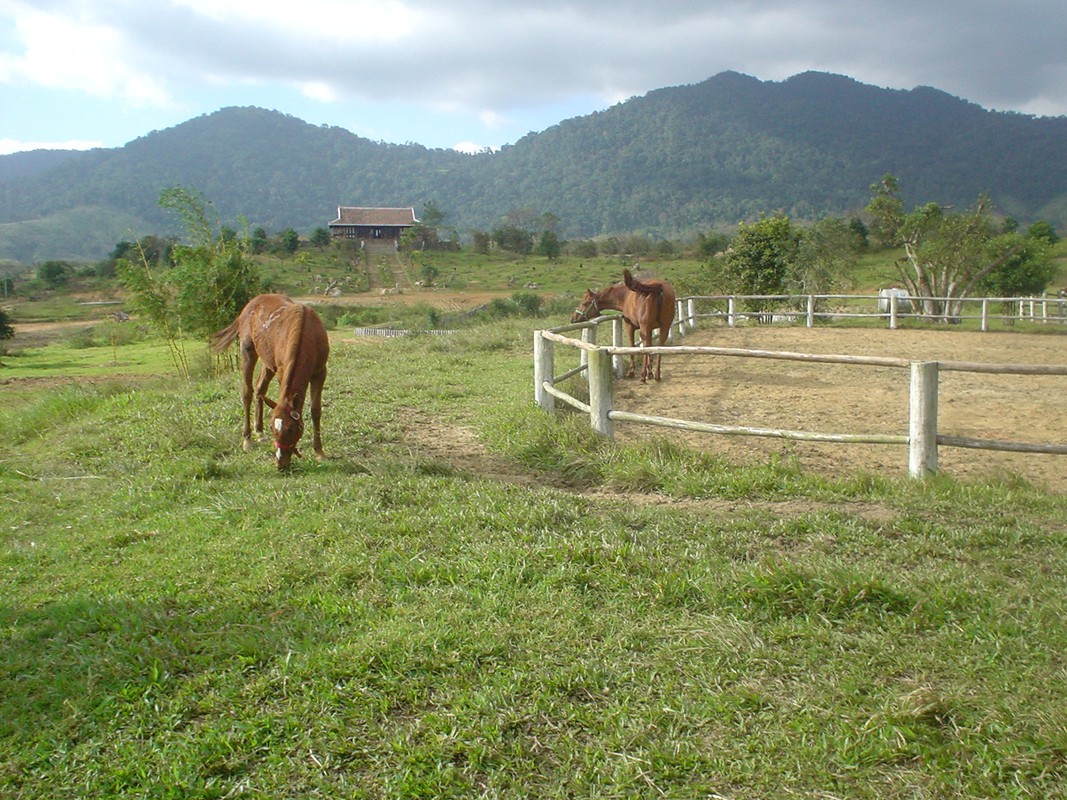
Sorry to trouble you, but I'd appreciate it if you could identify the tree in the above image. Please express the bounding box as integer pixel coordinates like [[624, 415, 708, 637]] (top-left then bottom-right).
[[696, 231, 729, 258], [1027, 220, 1060, 245], [36, 261, 71, 288], [0, 306, 13, 342], [280, 228, 300, 255], [570, 240, 599, 258], [471, 230, 491, 254], [719, 216, 800, 309], [790, 217, 859, 296], [539, 212, 561, 235], [421, 200, 446, 228], [865, 175, 1050, 320], [310, 227, 332, 248], [399, 223, 439, 252], [492, 224, 533, 255], [978, 233, 1056, 297], [250, 227, 270, 254], [535, 230, 561, 260], [847, 217, 869, 249], [865, 174, 906, 250], [118, 187, 261, 377]]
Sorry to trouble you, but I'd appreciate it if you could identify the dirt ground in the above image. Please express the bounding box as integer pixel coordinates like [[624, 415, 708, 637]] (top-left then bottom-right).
[[605, 324, 1067, 493]]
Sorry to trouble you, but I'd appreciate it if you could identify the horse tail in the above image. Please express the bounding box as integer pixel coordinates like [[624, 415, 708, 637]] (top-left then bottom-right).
[[210, 318, 241, 353], [624, 268, 664, 308], [623, 268, 656, 297]]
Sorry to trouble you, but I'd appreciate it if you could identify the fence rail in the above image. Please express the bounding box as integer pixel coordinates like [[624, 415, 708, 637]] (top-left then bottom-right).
[[673, 291, 1067, 333], [352, 327, 455, 338], [533, 312, 1067, 480]]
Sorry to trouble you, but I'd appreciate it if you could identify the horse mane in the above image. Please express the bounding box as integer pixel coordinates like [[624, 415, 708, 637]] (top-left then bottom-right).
[[277, 304, 308, 402]]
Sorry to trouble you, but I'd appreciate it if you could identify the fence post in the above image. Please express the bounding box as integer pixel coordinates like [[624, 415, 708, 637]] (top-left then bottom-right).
[[727, 296, 737, 327], [687, 298, 697, 331], [981, 299, 989, 332], [889, 293, 899, 330], [579, 320, 597, 370], [611, 317, 625, 378], [908, 361, 939, 478], [675, 299, 686, 337], [587, 347, 615, 438], [533, 330, 554, 412], [806, 295, 815, 327]]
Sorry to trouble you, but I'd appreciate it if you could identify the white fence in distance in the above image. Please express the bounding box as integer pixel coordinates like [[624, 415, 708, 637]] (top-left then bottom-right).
[[533, 314, 1067, 480], [673, 291, 1067, 333], [352, 327, 455, 338]]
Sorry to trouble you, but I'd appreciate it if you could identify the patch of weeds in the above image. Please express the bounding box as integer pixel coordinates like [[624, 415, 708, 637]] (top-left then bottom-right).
[[0, 384, 129, 446], [179, 457, 231, 482], [728, 562, 915, 623]]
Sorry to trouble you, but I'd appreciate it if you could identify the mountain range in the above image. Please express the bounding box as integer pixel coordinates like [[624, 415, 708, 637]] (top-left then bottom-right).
[[2, 70, 1066, 264]]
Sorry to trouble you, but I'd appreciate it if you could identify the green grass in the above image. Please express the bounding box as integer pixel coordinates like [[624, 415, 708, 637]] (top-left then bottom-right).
[[0, 335, 179, 379], [2, 321, 1066, 798], [255, 248, 711, 299]]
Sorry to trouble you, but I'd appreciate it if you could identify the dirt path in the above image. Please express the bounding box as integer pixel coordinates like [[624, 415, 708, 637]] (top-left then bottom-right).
[[607, 325, 1067, 493]]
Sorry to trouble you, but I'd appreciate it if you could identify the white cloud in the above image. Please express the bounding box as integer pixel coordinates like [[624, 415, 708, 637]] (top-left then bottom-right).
[[169, 0, 419, 42], [2, 0, 1067, 156], [300, 81, 339, 103], [478, 110, 506, 129], [451, 141, 495, 154], [0, 5, 171, 105]]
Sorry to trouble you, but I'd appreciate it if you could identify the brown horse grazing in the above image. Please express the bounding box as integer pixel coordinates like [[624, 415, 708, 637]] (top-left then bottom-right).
[[211, 294, 329, 469], [571, 268, 676, 382]]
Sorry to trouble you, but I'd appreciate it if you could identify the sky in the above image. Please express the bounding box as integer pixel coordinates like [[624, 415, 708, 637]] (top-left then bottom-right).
[[1, 0, 1066, 157]]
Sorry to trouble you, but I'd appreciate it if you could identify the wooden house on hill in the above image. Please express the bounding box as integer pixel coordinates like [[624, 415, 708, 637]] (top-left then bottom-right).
[[328, 207, 418, 247]]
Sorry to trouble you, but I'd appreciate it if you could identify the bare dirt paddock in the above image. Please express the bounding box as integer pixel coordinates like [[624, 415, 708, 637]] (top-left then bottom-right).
[[608, 324, 1067, 494]]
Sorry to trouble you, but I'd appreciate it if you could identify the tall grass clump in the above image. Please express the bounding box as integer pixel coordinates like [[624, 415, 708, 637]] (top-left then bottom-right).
[[0, 383, 130, 448]]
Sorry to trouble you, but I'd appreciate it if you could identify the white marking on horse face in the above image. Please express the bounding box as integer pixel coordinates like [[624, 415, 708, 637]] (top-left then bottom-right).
[[274, 418, 283, 432], [276, 447, 283, 460]]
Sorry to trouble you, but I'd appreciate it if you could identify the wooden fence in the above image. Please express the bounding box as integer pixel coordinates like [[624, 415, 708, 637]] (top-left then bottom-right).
[[674, 291, 1067, 333], [533, 314, 1067, 480], [352, 327, 455, 338]]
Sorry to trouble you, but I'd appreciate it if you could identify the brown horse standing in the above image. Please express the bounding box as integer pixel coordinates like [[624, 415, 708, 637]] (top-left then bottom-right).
[[571, 268, 676, 382], [211, 294, 329, 469]]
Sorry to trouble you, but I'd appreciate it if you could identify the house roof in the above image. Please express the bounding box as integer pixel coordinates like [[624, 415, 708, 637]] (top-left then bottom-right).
[[329, 207, 418, 226]]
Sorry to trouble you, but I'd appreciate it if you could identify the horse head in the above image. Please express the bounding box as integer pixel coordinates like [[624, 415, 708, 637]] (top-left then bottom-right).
[[270, 397, 304, 470], [571, 289, 600, 322]]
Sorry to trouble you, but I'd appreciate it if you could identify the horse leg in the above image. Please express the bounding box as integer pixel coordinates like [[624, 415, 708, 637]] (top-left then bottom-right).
[[654, 326, 669, 381], [252, 366, 275, 440], [309, 370, 327, 461], [639, 327, 654, 383], [239, 343, 258, 451], [624, 322, 637, 378]]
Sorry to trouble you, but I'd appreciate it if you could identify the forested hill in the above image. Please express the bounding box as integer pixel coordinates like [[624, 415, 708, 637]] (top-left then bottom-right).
[[2, 70, 1066, 263]]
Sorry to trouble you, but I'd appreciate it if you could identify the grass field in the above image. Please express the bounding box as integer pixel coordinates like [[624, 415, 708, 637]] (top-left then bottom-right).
[[2, 314, 1066, 798]]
